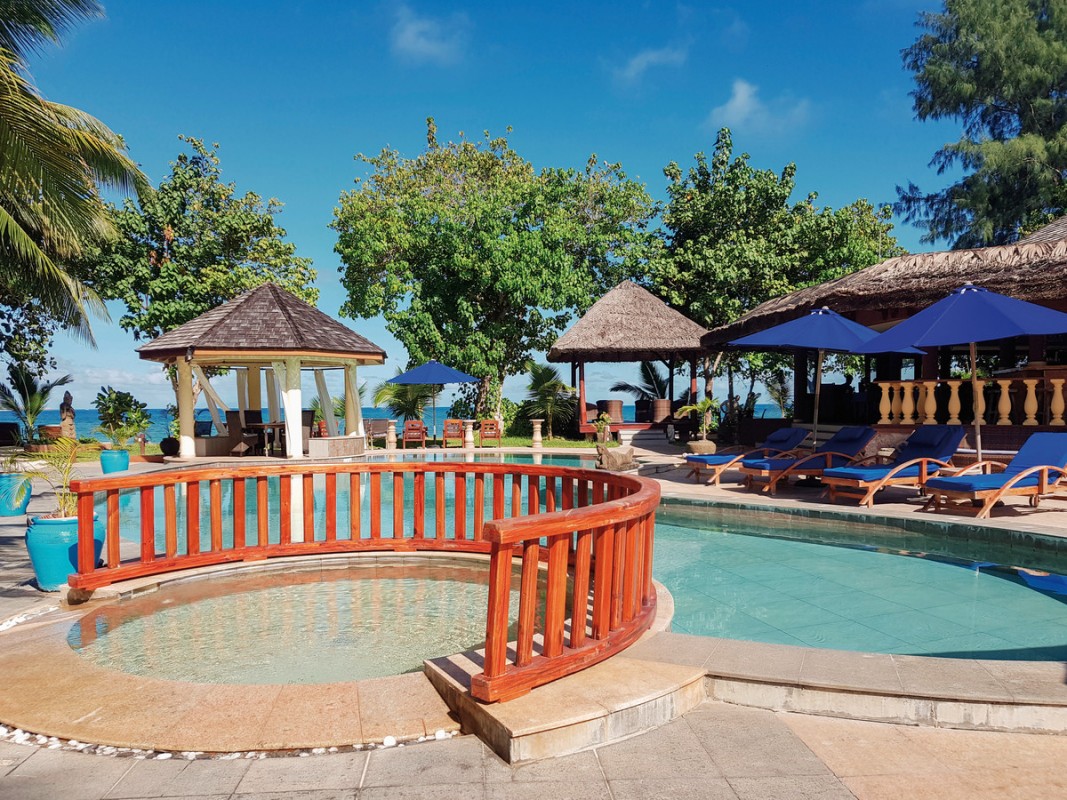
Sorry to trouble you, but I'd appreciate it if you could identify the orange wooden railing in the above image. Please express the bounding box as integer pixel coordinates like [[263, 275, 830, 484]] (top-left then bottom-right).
[[69, 462, 660, 702]]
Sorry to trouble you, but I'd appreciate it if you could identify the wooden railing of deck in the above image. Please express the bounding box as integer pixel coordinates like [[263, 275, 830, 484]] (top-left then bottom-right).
[[68, 462, 660, 703]]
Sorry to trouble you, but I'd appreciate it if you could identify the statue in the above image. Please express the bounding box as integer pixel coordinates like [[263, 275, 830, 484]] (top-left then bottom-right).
[[595, 444, 638, 472], [59, 391, 76, 439]]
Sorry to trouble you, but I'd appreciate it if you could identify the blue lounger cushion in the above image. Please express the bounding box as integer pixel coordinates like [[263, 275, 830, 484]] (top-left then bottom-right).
[[925, 432, 1067, 494], [686, 427, 808, 466], [925, 473, 1043, 493], [824, 464, 930, 482], [742, 427, 875, 473], [823, 425, 966, 483]]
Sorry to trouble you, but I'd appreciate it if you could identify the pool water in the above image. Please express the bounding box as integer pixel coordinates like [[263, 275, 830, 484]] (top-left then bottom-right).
[[68, 563, 528, 684], [656, 517, 1067, 660]]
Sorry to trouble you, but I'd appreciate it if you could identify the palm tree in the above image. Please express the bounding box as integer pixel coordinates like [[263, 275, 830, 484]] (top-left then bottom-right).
[[675, 396, 719, 440], [0, 1, 150, 341], [373, 371, 436, 421], [0, 362, 72, 441], [764, 369, 792, 418], [609, 361, 670, 401], [526, 363, 574, 439]]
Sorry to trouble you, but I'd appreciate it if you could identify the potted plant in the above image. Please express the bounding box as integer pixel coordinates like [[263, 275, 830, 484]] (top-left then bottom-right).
[[676, 397, 719, 454], [592, 412, 612, 443], [0, 466, 31, 516], [92, 386, 151, 473], [3, 438, 104, 591]]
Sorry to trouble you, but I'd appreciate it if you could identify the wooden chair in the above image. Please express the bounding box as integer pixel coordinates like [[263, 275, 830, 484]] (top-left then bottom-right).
[[363, 418, 390, 448], [479, 419, 502, 448], [401, 419, 427, 449], [442, 419, 464, 448]]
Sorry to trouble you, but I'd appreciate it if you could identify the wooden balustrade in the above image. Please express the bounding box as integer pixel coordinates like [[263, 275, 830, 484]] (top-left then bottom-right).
[[874, 377, 1067, 427], [69, 461, 660, 703]]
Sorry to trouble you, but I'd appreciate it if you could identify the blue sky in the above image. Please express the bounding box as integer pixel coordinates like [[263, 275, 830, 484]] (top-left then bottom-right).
[[32, 0, 957, 409]]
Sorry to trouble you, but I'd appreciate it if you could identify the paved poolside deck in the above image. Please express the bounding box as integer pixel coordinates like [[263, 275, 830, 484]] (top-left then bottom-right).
[[4, 449, 1067, 797]]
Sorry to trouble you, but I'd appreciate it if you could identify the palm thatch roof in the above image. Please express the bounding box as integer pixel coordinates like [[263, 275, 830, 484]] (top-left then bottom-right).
[[548, 281, 709, 363], [138, 283, 387, 365], [703, 240, 1067, 347], [1019, 215, 1067, 243]]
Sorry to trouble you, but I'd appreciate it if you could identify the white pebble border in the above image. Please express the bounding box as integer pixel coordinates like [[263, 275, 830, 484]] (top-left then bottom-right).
[[0, 723, 458, 759]]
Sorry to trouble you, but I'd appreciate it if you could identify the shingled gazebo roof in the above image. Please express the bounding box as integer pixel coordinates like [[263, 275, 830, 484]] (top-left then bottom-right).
[[548, 281, 709, 363], [137, 283, 387, 366], [703, 240, 1067, 347]]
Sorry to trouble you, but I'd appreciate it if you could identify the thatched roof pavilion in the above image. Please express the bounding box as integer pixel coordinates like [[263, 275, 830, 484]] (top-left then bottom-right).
[[139, 283, 386, 460], [548, 281, 708, 363], [548, 281, 709, 431], [703, 239, 1067, 346]]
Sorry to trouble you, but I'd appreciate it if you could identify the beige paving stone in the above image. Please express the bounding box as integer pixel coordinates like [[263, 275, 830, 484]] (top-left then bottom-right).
[[608, 777, 738, 800], [595, 717, 721, 781], [705, 638, 807, 684], [798, 648, 903, 694], [483, 781, 610, 800], [104, 757, 250, 798], [1, 747, 133, 800], [728, 775, 856, 799], [0, 741, 34, 776], [891, 654, 1013, 701], [156, 684, 282, 753], [356, 673, 457, 743], [258, 683, 363, 750], [841, 774, 991, 800], [480, 745, 602, 784], [234, 790, 357, 800], [363, 737, 483, 787], [235, 751, 368, 794], [621, 631, 720, 668], [896, 723, 1067, 772]]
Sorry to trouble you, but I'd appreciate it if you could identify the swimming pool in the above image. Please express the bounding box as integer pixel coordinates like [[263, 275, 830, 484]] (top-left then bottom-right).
[[656, 512, 1067, 660]]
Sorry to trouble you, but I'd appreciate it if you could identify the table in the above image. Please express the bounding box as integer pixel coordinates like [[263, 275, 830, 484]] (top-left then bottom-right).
[[243, 422, 286, 456]]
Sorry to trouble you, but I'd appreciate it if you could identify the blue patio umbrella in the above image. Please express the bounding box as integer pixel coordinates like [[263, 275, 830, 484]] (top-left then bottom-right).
[[729, 307, 903, 447], [387, 360, 479, 440], [854, 284, 1067, 461]]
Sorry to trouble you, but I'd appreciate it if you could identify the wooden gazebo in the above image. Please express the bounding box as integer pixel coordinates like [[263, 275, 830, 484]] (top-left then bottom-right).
[[548, 281, 709, 435], [138, 284, 386, 459]]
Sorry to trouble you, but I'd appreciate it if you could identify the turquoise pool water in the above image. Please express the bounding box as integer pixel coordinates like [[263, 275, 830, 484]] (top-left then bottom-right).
[[656, 516, 1067, 660]]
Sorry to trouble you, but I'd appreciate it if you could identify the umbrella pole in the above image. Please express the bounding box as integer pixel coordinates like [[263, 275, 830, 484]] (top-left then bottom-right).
[[432, 388, 438, 443], [812, 349, 824, 450], [970, 341, 983, 466]]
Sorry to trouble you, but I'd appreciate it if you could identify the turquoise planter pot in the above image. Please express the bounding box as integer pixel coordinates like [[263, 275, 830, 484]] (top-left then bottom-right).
[[25, 515, 105, 592], [0, 472, 31, 516], [100, 449, 130, 474]]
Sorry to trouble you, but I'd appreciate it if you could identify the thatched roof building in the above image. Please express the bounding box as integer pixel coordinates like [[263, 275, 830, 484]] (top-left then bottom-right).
[[548, 281, 708, 363], [703, 239, 1067, 347]]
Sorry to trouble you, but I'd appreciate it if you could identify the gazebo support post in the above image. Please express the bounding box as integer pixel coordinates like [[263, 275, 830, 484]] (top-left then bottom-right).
[[176, 359, 196, 459], [247, 366, 261, 414], [344, 364, 363, 437], [689, 359, 698, 403], [577, 362, 587, 430], [276, 358, 304, 460]]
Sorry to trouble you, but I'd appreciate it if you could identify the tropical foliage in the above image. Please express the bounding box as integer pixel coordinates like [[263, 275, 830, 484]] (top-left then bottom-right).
[[897, 0, 1067, 247], [0, 0, 148, 359], [675, 397, 719, 440], [524, 363, 575, 439], [609, 361, 670, 401], [332, 118, 657, 419], [372, 370, 435, 421], [0, 363, 72, 442], [92, 386, 151, 447], [3, 437, 86, 517]]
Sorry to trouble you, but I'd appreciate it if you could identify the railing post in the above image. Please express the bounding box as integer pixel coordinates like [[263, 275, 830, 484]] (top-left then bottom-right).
[[483, 543, 514, 679], [1023, 379, 1040, 426], [77, 491, 95, 577], [890, 382, 903, 424], [996, 379, 1013, 425], [922, 381, 938, 424], [901, 381, 915, 425], [946, 380, 962, 425], [877, 382, 892, 425], [1050, 378, 1066, 426]]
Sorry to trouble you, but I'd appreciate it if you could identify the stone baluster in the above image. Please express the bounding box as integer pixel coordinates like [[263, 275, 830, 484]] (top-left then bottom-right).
[[386, 420, 397, 450], [922, 381, 938, 424], [996, 379, 1013, 425], [531, 419, 544, 448], [973, 380, 986, 426], [463, 419, 476, 448], [946, 380, 962, 425], [877, 382, 893, 425], [901, 381, 916, 425], [1050, 379, 1066, 426], [1023, 379, 1040, 426], [890, 382, 903, 425]]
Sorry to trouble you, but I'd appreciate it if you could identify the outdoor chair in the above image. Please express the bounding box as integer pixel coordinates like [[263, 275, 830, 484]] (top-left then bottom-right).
[[922, 432, 1067, 518], [364, 419, 390, 448], [821, 424, 967, 507], [684, 427, 810, 486], [401, 419, 427, 449], [740, 426, 876, 495], [442, 419, 464, 448], [479, 419, 502, 448]]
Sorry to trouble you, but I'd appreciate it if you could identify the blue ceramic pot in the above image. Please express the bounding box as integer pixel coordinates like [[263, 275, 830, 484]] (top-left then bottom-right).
[[25, 515, 105, 591], [99, 449, 130, 474], [0, 472, 31, 516]]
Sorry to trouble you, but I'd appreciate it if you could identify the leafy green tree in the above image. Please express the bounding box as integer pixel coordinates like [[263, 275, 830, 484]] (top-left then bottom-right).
[[525, 363, 575, 439], [0, 363, 72, 442], [648, 129, 903, 428], [82, 136, 316, 344], [332, 118, 657, 418], [372, 370, 435, 421], [898, 0, 1067, 247], [0, 1, 148, 340]]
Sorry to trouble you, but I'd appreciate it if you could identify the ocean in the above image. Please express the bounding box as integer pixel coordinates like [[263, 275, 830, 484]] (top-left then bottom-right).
[[1, 402, 782, 442]]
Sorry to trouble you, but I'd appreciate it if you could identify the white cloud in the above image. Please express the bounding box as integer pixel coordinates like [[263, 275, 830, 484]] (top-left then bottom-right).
[[390, 4, 469, 66], [706, 78, 811, 136], [615, 44, 688, 83]]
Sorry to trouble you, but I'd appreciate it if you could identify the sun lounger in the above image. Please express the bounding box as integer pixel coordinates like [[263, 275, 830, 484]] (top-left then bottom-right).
[[821, 425, 966, 507], [740, 426, 876, 495], [922, 432, 1067, 518], [684, 427, 809, 486]]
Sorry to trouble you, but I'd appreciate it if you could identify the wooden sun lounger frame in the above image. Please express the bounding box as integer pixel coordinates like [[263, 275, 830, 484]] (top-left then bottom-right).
[[821, 454, 957, 508], [922, 461, 1067, 519], [741, 450, 861, 496], [686, 445, 802, 486]]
